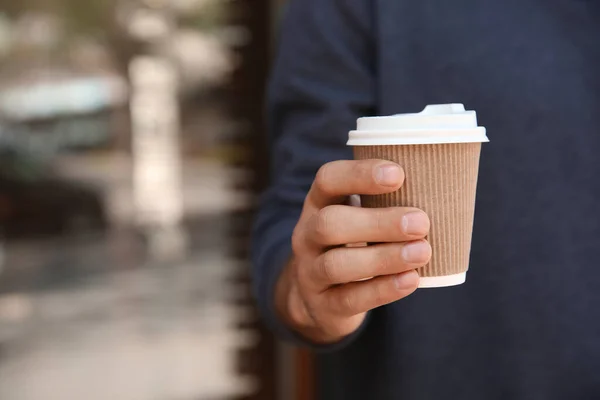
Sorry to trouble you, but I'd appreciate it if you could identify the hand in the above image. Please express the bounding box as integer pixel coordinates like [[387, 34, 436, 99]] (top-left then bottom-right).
[[275, 159, 431, 344]]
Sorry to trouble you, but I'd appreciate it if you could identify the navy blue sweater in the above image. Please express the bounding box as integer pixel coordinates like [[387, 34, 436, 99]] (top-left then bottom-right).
[[253, 1, 600, 399]]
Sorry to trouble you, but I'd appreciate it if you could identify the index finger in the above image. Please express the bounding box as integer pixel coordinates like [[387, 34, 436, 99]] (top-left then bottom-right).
[[307, 159, 404, 209]]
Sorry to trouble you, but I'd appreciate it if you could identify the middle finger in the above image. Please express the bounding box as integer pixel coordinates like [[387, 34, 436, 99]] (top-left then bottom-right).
[[309, 205, 430, 247]]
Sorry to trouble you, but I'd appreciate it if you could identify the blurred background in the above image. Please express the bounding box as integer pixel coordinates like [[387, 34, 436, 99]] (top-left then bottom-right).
[[0, 0, 308, 399]]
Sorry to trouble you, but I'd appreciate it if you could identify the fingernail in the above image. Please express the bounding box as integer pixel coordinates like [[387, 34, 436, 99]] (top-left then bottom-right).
[[394, 270, 419, 290], [402, 211, 430, 236], [375, 165, 402, 187], [402, 241, 431, 264]]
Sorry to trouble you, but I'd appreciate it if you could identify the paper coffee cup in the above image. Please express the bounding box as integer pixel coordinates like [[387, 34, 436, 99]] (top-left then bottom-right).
[[347, 104, 489, 288]]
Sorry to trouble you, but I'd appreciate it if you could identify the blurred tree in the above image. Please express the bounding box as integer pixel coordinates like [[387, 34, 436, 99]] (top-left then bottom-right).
[[60, 0, 138, 73], [0, 0, 135, 73], [60, 0, 117, 37], [0, 0, 229, 73], [0, 0, 39, 17], [178, 0, 225, 31]]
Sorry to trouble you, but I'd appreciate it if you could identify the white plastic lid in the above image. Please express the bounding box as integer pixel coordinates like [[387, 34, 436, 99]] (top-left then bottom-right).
[[347, 104, 489, 146]]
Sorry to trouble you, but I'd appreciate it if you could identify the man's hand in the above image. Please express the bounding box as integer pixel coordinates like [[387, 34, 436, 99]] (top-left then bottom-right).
[[275, 160, 431, 344]]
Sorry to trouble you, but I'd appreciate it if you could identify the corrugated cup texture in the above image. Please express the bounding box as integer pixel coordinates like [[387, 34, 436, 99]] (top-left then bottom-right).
[[354, 143, 481, 278]]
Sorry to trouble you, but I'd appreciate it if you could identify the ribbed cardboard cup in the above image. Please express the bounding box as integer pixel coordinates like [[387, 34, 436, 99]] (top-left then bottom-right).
[[348, 104, 488, 288]]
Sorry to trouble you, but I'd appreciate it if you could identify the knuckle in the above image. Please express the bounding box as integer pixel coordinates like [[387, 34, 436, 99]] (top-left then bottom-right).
[[372, 281, 386, 307], [314, 163, 333, 196], [288, 290, 312, 326], [319, 251, 340, 284], [314, 206, 339, 243], [353, 161, 378, 188], [295, 258, 310, 283], [374, 246, 393, 275], [291, 227, 305, 255], [289, 305, 310, 327], [373, 208, 385, 232], [351, 160, 369, 178], [342, 292, 356, 315]]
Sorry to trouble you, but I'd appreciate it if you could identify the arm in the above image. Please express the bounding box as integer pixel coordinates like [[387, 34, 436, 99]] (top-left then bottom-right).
[[252, 0, 376, 345], [252, 0, 430, 349]]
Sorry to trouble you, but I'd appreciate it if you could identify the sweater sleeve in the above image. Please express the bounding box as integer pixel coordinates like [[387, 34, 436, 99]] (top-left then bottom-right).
[[251, 0, 376, 350]]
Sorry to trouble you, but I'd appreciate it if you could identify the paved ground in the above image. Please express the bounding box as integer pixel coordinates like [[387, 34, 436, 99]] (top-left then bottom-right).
[[0, 158, 257, 400], [0, 226, 256, 400]]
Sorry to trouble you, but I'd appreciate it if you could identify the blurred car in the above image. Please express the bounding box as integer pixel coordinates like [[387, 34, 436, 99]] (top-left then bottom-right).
[[0, 146, 107, 241]]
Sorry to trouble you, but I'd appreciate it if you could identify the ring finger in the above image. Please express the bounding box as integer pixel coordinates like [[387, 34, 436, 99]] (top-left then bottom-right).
[[308, 205, 430, 248], [310, 241, 431, 289]]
